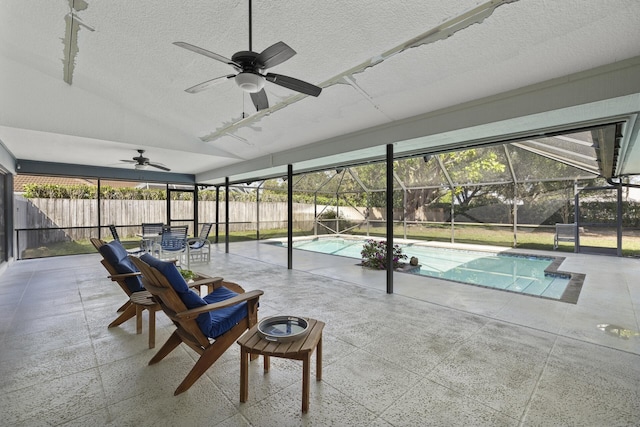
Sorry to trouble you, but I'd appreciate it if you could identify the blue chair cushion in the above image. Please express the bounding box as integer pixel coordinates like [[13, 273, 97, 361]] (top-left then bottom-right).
[[189, 240, 205, 250], [139, 254, 246, 338], [98, 241, 144, 293], [139, 253, 189, 294], [202, 287, 247, 339]]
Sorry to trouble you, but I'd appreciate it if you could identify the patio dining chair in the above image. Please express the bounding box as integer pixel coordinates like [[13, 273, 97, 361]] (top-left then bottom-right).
[[187, 222, 213, 264], [108, 224, 145, 254], [130, 254, 263, 395], [152, 225, 189, 265], [140, 222, 164, 251], [554, 223, 577, 250], [142, 222, 164, 235]]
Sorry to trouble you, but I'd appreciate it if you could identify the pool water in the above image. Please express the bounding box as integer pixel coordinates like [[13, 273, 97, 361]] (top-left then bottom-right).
[[279, 238, 571, 300]]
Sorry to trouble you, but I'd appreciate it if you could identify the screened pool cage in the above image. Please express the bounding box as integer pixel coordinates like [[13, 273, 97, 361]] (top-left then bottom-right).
[[13, 125, 639, 259], [223, 127, 639, 256]]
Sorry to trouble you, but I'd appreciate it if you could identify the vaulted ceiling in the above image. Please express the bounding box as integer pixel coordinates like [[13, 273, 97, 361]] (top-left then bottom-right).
[[1, 0, 640, 185]]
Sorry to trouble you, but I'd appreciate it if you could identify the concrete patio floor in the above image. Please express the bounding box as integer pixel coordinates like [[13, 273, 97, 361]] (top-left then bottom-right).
[[0, 240, 638, 426]]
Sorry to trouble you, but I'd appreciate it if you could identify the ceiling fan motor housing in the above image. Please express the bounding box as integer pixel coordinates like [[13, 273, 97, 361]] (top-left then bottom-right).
[[232, 51, 265, 93]]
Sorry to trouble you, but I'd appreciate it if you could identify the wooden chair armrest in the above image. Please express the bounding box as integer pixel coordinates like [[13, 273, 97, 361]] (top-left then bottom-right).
[[176, 290, 264, 320], [220, 281, 244, 294], [187, 276, 223, 289], [108, 272, 141, 280], [187, 277, 224, 296]]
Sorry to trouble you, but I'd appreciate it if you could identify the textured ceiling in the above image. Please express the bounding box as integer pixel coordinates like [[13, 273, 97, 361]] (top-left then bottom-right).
[[1, 0, 640, 184]]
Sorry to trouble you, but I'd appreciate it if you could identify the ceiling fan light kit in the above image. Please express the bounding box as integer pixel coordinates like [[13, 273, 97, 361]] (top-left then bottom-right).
[[235, 72, 265, 93]]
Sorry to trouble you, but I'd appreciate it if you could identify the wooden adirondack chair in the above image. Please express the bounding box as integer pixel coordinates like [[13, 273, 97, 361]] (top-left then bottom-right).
[[91, 237, 148, 328], [130, 255, 263, 395], [91, 238, 223, 348]]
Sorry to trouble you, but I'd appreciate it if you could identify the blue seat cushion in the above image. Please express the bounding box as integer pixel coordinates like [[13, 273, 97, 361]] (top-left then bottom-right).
[[98, 241, 144, 293], [202, 287, 247, 339], [140, 254, 246, 338], [189, 240, 205, 250]]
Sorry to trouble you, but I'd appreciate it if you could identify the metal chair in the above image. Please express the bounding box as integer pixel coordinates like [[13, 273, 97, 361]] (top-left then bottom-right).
[[108, 224, 144, 254], [140, 222, 164, 251], [153, 225, 189, 267], [187, 223, 213, 264], [142, 222, 164, 235], [554, 223, 577, 250]]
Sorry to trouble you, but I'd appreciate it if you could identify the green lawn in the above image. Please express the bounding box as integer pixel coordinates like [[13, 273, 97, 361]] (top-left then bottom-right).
[[216, 224, 640, 256], [20, 225, 640, 259]]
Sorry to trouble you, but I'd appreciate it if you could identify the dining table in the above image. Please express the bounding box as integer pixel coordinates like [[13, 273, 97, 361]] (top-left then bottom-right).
[[136, 232, 162, 252]]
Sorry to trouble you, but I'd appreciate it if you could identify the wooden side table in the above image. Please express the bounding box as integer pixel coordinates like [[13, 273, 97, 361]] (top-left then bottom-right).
[[237, 318, 325, 413], [129, 291, 161, 349]]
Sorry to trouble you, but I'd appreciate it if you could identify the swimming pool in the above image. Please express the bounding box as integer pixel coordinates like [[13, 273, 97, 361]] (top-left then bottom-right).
[[272, 237, 579, 302]]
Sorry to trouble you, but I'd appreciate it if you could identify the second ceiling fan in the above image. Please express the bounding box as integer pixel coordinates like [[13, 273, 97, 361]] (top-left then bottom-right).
[[174, 0, 322, 112]]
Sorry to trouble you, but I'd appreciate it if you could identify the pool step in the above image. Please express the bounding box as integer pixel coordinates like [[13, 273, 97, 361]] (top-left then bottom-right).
[[506, 277, 536, 293]]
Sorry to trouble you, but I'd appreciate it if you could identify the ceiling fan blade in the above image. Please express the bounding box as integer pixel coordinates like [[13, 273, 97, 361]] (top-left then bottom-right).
[[173, 42, 241, 69], [120, 160, 136, 164], [250, 89, 269, 111], [265, 73, 322, 97], [255, 41, 296, 69], [185, 75, 235, 94], [148, 162, 171, 172]]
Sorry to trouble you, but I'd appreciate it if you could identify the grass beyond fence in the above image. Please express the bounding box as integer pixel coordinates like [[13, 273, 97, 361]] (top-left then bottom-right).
[[20, 224, 640, 259]]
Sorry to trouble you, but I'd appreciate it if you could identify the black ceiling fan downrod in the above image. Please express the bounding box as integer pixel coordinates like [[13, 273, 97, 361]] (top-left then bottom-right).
[[248, 0, 252, 52]]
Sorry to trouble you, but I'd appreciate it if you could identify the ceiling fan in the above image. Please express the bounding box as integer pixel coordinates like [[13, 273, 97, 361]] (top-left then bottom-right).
[[120, 150, 171, 171], [173, 0, 322, 111]]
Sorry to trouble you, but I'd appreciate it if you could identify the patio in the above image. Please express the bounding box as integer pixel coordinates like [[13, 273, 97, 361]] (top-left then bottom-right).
[[0, 241, 639, 426]]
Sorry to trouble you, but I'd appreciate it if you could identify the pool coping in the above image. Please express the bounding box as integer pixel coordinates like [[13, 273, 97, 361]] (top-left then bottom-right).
[[544, 256, 585, 304]]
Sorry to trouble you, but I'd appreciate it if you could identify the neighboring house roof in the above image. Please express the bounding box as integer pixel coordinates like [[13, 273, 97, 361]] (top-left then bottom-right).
[[13, 175, 137, 192]]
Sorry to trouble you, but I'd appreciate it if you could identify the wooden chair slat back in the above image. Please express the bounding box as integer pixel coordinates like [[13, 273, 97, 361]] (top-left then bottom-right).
[[90, 237, 105, 251], [92, 237, 136, 297]]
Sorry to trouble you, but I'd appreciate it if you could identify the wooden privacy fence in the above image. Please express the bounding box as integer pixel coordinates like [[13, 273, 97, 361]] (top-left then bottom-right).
[[12, 196, 521, 250], [17, 195, 584, 251], [14, 197, 325, 249]]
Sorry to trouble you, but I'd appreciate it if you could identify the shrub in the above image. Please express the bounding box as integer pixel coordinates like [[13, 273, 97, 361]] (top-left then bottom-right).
[[360, 239, 407, 270], [178, 268, 197, 281]]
